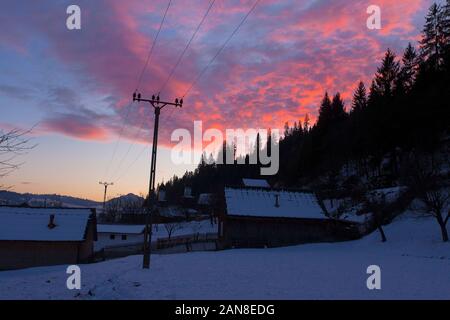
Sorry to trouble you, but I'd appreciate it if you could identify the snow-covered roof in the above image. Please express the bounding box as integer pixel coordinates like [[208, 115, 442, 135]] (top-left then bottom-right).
[[225, 188, 325, 219], [97, 224, 145, 234], [242, 179, 270, 188], [0, 207, 93, 241]]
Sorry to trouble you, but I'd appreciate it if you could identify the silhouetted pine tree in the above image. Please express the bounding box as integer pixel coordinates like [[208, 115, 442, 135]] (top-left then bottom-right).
[[317, 92, 332, 129], [331, 92, 347, 122], [303, 114, 310, 133], [296, 119, 303, 135], [284, 122, 291, 137], [442, 0, 450, 67], [442, 0, 450, 38], [396, 43, 418, 94], [420, 3, 445, 70], [373, 49, 400, 98], [351, 82, 367, 113]]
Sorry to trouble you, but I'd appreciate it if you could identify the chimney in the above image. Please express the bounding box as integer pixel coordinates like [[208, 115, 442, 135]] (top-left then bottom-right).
[[48, 214, 56, 229], [274, 194, 280, 208]]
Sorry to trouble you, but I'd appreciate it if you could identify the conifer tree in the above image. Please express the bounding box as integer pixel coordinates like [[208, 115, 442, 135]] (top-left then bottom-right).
[[442, 0, 450, 38], [317, 92, 332, 129], [420, 3, 445, 70], [303, 114, 310, 133], [284, 122, 290, 137], [351, 81, 367, 113], [373, 49, 400, 98], [396, 43, 418, 94], [297, 119, 303, 135], [441, 0, 450, 65], [368, 79, 379, 105], [331, 92, 347, 122]]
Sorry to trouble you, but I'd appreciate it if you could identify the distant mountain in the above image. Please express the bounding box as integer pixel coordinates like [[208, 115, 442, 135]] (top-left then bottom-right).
[[0, 191, 101, 208], [0, 191, 144, 208], [114, 193, 143, 201], [106, 193, 144, 205]]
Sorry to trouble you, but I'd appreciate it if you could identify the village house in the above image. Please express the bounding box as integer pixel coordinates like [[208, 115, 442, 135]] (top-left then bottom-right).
[[0, 206, 97, 270], [95, 224, 145, 252], [218, 186, 361, 249]]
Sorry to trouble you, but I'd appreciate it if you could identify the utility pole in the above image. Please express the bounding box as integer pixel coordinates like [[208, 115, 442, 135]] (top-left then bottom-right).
[[99, 181, 114, 213], [133, 92, 183, 269]]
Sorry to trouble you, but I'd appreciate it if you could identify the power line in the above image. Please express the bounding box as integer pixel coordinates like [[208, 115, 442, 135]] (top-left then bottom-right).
[[102, 0, 172, 181], [110, 0, 260, 184], [182, 0, 260, 98], [109, 115, 148, 182], [112, 104, 177, 184], [108, 1, 213, 182], [102, 102, 133, 181], [114, 143, 150, 184], [136, 0, 173, 91], [158, 0, 216, 95]]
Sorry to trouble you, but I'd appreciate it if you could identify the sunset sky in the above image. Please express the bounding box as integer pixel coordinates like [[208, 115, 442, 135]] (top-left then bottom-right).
[[0, 0, 433, 201]]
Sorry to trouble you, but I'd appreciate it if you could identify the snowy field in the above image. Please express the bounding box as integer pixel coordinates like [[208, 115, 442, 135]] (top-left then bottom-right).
[[0, 213, 449, 300]]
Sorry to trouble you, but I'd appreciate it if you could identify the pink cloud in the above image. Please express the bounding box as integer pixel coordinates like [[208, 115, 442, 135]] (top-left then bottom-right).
[[42, 115, 108, 141], [0, 0, 430, 145]]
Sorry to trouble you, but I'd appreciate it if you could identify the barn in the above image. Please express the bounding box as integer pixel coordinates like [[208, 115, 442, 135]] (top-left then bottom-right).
[[0, 206, 97, 270], [218, 187, 361, 249]]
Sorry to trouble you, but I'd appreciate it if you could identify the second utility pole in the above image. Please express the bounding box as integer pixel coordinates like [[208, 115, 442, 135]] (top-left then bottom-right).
[[99, 181, 113, 213], [133, 92, 183, 269]]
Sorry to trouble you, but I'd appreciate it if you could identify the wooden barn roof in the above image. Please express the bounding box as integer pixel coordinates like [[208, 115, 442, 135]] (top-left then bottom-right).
[[224, 187, 325, 219], [0, 207, 94, 242]]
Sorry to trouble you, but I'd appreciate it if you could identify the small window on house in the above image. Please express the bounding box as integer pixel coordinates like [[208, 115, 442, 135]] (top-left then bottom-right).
[[110, 234, 115, 240], [121, 235, 127, 240]]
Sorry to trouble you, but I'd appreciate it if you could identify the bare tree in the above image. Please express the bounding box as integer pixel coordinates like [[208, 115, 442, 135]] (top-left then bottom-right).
[[164, 222, 182, 240], [404, 154, 449, 242], [362, 193, 390, 242], [0, 128, 35, 190], [104, 197, 121, 223], [121, 196, 144, 214]]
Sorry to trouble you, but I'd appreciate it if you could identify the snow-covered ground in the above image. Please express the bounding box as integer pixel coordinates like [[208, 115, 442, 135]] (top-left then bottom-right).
[[0, 213, 449, 300]]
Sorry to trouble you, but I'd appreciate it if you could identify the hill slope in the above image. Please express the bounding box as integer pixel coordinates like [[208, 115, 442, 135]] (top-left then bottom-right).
[[0, 212, 449, 300]]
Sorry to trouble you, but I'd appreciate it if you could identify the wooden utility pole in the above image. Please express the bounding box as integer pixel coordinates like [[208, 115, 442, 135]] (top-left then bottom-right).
[[99, 181, 114, 213], [133, 92, 183, 269]]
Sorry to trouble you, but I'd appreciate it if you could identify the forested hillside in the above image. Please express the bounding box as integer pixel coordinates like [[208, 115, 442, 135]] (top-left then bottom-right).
[[160, 2, 450, 204]]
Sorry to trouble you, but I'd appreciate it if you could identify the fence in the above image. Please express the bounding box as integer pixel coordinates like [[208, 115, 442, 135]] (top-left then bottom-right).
[[94, 241, 144, 261], [94, 232, 219, 260], [156, 232, 218, 253]]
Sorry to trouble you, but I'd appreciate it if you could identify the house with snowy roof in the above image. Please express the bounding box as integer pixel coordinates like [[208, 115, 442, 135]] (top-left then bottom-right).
[[218, 187, 361, 249], [95, 224, 145, 253], [0, 206, 97, 270]]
